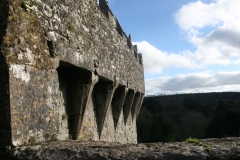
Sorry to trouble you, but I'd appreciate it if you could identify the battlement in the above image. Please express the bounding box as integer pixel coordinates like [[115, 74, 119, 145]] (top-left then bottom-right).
[[0, 0, 145, 155], [98, 0, 143, 64]]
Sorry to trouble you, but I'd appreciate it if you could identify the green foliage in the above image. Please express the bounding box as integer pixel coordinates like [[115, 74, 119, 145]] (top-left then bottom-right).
[[203, 144, 212, 151], [183, 97, 202, 111], [62, 114, 68, 120], [137, 92, 240, 143], [216, 99, 226, 113], [228, 100, 234, 105], [206, 109, 240, 138], [186, 137, 213, 151], [180, 111, 209, 140], [142, 98, 162, 114], [137, 107, 153, 142], [21, 1, 28, 10], [151, 113, 176, 142], [186, 137, 202, 145]]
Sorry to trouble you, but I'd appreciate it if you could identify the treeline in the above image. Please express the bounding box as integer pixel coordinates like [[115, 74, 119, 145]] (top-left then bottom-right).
[[137, 92, 240, 143]]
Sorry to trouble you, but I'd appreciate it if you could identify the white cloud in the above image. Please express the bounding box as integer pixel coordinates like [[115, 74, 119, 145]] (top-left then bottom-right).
[[134, 0, 240, 74], [133, 41, 200, 73], [174, 0, 240, 66], [134, 0, 240, 95], [146, 71, 240, 95], [175, 0, 240, 31]]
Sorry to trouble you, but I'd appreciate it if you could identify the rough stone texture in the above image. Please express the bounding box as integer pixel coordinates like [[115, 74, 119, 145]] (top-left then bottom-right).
[[9, 66, 62, 146], [0, 0, 145, 154], [5, 138, 240, 160], [0, 0, 12, 156]]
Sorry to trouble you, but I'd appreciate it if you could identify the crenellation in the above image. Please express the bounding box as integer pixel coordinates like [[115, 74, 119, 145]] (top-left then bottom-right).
[[98, 0, 140, 62], [138, 53, 143, 65], [122, 32, 132, 50], [128, 34, 132, 42], [116, 18, 124, 37], [0, 0, 145, 154], [133, 45, 138, 58], [122, 31, 128, 46], [99, 0, 111, 18]]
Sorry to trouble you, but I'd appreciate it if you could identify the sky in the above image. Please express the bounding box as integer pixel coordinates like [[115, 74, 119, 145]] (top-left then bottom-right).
[[105, 0, 240, 95]]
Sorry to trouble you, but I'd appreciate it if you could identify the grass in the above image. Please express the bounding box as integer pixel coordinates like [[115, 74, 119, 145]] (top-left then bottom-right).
[[186, 137, 203, 146], [186, 137, 212, 151], [62, 114, 68, 120]]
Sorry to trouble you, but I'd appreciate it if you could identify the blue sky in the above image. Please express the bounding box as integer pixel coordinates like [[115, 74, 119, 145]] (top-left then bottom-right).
[[106, 0, 240, 95]]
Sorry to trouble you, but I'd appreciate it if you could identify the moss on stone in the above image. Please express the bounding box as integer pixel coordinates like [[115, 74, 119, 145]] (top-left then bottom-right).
[[21, 1, 28, 10]]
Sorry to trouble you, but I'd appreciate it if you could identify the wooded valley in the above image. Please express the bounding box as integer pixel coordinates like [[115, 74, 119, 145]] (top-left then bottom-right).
[[137, 92, 240, 142]]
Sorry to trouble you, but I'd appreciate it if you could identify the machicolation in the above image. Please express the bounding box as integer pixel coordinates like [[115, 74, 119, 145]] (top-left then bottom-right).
[[0, 0, 145, 155]]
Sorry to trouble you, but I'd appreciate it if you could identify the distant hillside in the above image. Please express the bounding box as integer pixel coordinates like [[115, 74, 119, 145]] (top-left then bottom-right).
[[137, 92, 240, 143]]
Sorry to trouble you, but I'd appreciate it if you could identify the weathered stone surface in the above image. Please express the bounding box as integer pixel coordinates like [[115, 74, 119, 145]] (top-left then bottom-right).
[[5, 138, 240, 160], [0, 0, 145, 155]]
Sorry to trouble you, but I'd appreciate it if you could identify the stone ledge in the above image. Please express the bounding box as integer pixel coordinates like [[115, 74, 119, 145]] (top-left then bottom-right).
[[5, 138, 240, 160]]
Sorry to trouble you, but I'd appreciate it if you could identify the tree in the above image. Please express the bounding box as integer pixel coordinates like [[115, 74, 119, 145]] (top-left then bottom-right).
[[183, 97, 202, 111], [142, 98, 162, 114], [216, 99, 226, 113], [137, 107, 153, 143], [151, 113, 176, 142], [179, 111, 209, 140], [206, 109, 240, 138]]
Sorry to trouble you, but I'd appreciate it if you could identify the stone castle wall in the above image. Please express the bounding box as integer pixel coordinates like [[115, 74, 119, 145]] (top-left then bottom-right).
[[0, 0, 144, 153]]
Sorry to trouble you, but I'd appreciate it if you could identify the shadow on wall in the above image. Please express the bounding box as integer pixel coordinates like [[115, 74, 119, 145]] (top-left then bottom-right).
[[57, 61, 144, 141], [57, 62, 92, 140], [0, 0, 11, 157]]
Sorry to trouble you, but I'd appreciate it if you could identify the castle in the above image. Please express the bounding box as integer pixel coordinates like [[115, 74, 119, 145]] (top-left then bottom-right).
[[0, 0, 144, 153]]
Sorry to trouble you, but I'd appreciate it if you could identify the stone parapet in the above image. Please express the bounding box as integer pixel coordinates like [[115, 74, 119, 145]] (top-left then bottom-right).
[[6, 138, 240, 160]]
